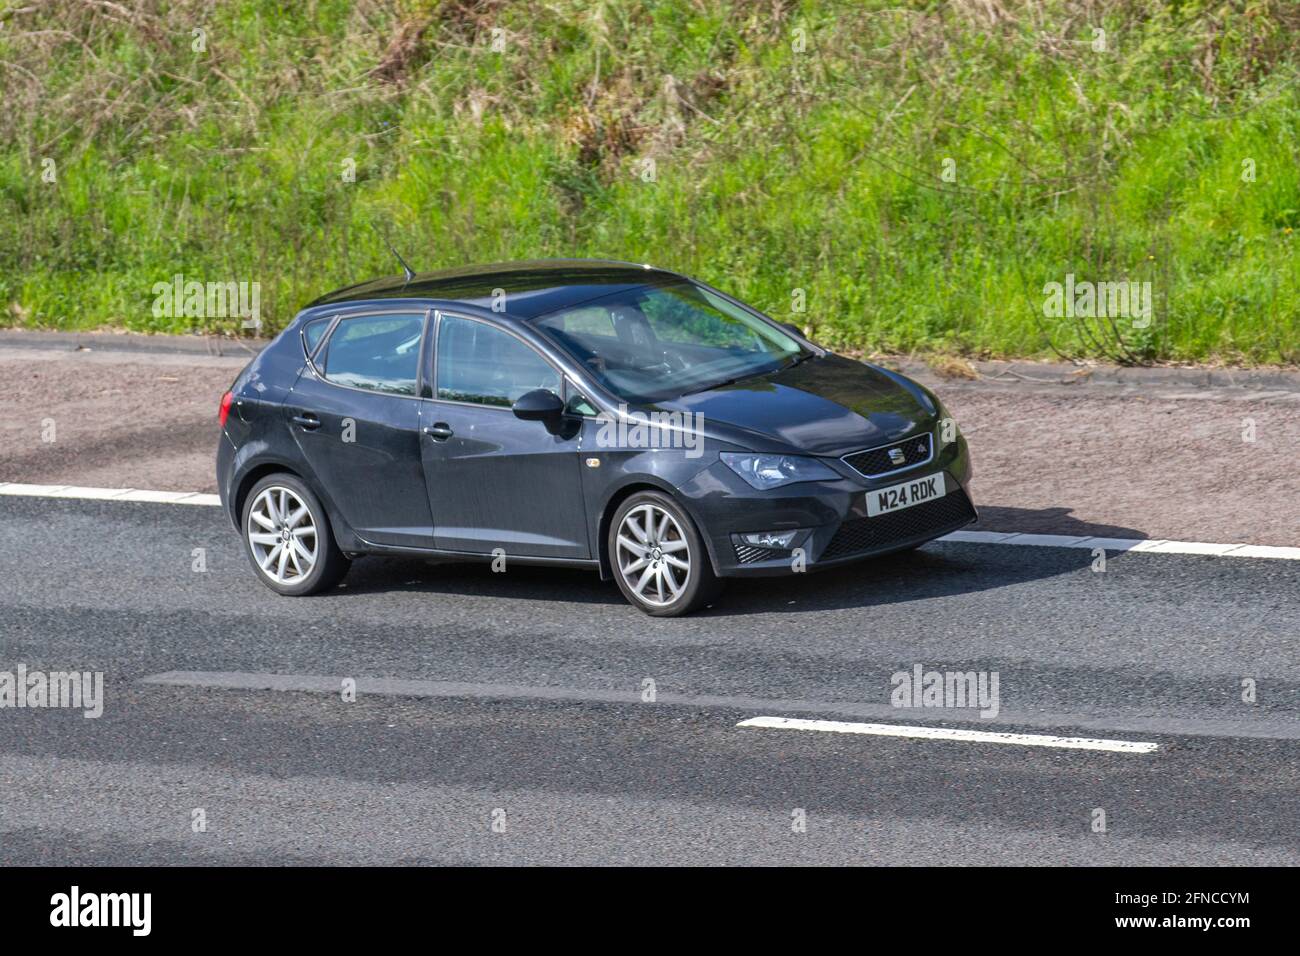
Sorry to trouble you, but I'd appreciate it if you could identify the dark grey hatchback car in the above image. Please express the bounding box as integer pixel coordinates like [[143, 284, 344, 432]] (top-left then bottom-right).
[[216, 259, 975, 615]]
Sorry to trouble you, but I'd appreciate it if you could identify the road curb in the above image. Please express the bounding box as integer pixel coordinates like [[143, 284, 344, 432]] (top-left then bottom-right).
[[0, 329, 267, 357], [890, 357, 1300, 392]]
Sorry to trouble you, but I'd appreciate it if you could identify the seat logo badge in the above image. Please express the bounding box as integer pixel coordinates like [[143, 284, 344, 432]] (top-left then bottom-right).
[[585, 458, 601, 468], [888, 448, 906, 465]]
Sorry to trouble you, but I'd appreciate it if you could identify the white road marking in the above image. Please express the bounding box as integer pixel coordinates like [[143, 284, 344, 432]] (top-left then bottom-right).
[[940, 529, 1300, 560], [114, 489, 219, 504], [0, 483, 221, 506], [736, 716, 1159, 753], [1220, 544, 1300, 559], [1, 481, 1298, 559]]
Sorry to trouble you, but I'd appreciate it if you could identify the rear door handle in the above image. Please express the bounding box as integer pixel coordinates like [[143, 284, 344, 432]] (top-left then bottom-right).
[[423, 423, 454, 441], [291, 412, 321, 430]]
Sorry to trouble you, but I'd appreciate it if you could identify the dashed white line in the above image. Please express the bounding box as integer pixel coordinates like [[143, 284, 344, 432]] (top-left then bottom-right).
[[135, 671, 1300, 741], [1, 481, 1298, 559], [736, 716, 1160, 753]]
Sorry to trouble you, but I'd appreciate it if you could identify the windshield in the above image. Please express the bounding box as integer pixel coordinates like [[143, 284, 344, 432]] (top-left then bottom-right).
[[531, 280, 805, 402]]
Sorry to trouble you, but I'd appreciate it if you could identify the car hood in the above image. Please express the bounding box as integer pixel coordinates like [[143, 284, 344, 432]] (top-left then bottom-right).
[[653, 354, 937, 457]]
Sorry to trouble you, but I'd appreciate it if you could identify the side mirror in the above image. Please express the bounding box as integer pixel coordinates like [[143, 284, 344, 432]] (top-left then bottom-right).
[[512, 388, 565, 424], [779, 321, 804, 339]]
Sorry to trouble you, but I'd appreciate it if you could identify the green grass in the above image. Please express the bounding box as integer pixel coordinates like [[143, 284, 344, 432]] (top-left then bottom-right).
[[2, 0, 1299, 364]]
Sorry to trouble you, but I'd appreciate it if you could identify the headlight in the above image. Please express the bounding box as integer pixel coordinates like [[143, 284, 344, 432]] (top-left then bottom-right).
[[720, 452, 840, 490]]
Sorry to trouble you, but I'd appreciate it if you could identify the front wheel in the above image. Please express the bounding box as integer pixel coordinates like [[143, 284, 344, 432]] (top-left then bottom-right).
[[241, 473, 350, 596], [609, 491, 721, 616]]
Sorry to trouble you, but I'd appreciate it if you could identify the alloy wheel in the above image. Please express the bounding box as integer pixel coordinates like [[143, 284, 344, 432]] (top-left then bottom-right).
[[615, 503, 691, 607], [247, 485, 318, 585]]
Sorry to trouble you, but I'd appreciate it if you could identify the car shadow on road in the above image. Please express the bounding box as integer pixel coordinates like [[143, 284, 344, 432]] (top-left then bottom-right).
[[971, 504, 1151, 539], [339, 557, 621, 606], [718, 506, 1148, 615], [335, 506, 1147, 616]]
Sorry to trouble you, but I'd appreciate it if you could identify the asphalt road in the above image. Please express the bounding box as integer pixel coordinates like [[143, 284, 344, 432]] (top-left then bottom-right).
[[1, 495, 1297, 865]]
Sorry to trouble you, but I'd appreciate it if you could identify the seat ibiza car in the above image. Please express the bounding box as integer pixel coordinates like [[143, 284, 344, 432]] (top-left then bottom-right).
[[216, 259, 975, 615]]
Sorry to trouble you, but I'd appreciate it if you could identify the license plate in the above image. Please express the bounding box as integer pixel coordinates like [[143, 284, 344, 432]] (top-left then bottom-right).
[[866, 474, 946, 517]]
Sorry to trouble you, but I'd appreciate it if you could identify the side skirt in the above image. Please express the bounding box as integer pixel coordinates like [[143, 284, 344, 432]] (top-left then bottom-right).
[[349, 537, 601, 571]]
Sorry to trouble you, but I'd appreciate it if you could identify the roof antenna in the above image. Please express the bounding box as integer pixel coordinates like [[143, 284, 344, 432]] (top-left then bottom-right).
[[375, 225, 417, 283]]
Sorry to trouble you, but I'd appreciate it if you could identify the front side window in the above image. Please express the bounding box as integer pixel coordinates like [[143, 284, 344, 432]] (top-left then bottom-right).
[[436, 315, 561, 408], [531, 280, 804, 403], [565, 388, 599, 417], [319, 313, 424, 395]]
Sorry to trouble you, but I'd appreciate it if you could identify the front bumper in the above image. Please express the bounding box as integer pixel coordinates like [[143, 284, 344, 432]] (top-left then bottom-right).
[[692, 433, 975, 578]]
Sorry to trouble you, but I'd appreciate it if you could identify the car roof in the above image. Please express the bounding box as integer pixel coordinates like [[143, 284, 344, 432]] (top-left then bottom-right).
[[304, 258, 689, 320]]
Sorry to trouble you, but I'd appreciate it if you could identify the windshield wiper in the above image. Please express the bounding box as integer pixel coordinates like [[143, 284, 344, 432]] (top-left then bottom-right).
[[678, 355, 808, 396], [781, 352, 814, 371], [679, 376, 744, 396]]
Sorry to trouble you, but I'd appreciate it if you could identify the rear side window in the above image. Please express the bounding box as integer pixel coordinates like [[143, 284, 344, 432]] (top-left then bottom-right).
[[302, 317, 331, 356], [319, 313, 424, 395], [436, 315, 560, 408]]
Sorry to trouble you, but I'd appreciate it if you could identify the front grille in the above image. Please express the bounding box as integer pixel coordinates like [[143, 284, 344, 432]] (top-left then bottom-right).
[[843, 433, 933, 478], [734, 543, 780, 564], [821, 489, 976, 561]]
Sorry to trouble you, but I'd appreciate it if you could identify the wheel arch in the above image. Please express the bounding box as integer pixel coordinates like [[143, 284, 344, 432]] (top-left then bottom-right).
[[597, 479, 720, 580], [232, 461, 316, 528]]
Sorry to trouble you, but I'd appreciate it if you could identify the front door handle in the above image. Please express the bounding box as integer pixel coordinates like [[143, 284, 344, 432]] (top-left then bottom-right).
[[423, 422, 454, 441], [291, 412, 321, 430]]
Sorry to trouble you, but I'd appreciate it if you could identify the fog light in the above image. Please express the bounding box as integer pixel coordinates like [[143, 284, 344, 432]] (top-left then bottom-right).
[[739, 529, 804, 550]]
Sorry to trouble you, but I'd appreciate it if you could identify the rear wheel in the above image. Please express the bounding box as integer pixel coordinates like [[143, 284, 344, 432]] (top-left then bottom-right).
[[609, 491, 721, 617], [242, 473, 350, 596]]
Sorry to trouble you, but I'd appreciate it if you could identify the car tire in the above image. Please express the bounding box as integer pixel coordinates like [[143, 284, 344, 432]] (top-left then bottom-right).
[[241, 473, 350, 596], [608, 490, 721, 617]]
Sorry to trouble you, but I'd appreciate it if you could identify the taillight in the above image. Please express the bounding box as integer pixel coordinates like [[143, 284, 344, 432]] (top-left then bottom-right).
[[218, 391, 234, 427]]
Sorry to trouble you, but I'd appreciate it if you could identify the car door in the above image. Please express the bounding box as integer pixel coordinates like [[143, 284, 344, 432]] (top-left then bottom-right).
[[420, 312, 590, 558], [286, 310, 435, 547]]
